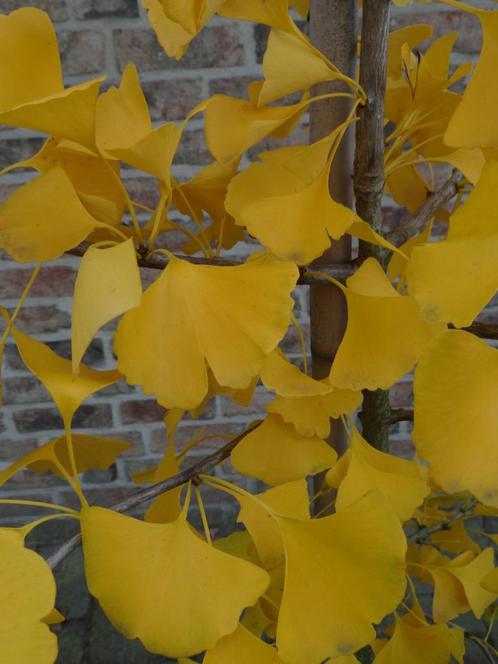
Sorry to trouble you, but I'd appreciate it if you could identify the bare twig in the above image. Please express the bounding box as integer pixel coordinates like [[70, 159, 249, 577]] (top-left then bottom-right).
[[467, 635, 497, 664], [47, 424, 259, 570], [389, 408, 414, 424], [408, 499, 478, 544], [67, 243, 355, 285], [386, 170, 462, 247]]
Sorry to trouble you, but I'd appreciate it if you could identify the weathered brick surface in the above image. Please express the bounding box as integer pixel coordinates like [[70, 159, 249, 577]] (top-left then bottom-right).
[[0, 0, 67, 20], [114, 25, 245, 72], [74, 0, 138, 20], [142, 78, 203, 122], [60, 30, 106, 76]]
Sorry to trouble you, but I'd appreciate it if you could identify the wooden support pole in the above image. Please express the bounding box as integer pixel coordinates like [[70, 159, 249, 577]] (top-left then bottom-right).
[[354, 0, 392, 452], [309, 0, 357, 463]]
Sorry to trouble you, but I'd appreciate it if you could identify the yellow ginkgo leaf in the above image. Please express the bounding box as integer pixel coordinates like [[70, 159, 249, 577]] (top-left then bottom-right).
[[204, 624, 283, 663], [408, 546, 496, 623], [0, 529, 58, 664], [72, 240, 142, 373], [407, 235, 498, 328], [413, 330, 498, 506], [218, 0, 294, 31], [27, 139, 125, 226], [237, 480, 309, 570], [205, 91, 309, 164], [445, 6, 498, 148], [115, 254, 297, 410], [42, 609, 64, 626], [95, 64, 151, 158], [449, 548, 497, 618], [0, 434, 130, 485], [112, 119, 183, 186], [481, 567, 498, 594], [0, 167, 104, 263], [226, 137, 355, 264], [260, 350, 332, 397], [81, 505, 270, 658], [173, 159, 238, 223], [275, 491, 407, 663], [387, 24, 433, 80], [96, 64, 183, 185], [231, 414, 337, 485], [387, 222, 433, 288], [329, 258, 442, 390], [268, 387, 362, 438], [374, 618, 453, 664], [258, 28, 342, 106], [327, 427, 429, 522], [0, 8, 103, 149], [407, 162, 498, 327], [430, 519, 481, 556], [143, 0, 224, 59], [12, 328, 121, 427], [133, 435, 182, 524]]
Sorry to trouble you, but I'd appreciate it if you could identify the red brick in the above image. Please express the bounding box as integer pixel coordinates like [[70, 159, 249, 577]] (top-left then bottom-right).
[[1, 467, 66, 489], [143, 78, 203, 122], [390, 381, 414, 408], [219, 391, 272, 418], [176, 129, 211, 165], [3, 338, 105, 372], [13, 305, 71, 334], [0, 492, 59, 519], [3, 376, 50, 405], [0, 437, 38, 462], [0, 265, 77, 299], [208, 76, 258, 98], [59, 30, 106, 77], [0, 0, 67, 21], [11, 405, 62, 432], [74, 0, 138, 19], [13, 403, 113, 433], [123, 175, 160, 209], [389, 438, 416, 460], [390, 10, 481, 55], [0, 137, 44, 171], [113, 25, 245, 72], [120, 399, 166, 425], [82, 466, 117, 484]]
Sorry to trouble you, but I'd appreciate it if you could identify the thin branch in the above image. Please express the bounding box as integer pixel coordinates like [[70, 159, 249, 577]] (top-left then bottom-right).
[[467, 635, 497, 664], [390, 408, 414, 424], [47, 424, 259, 570], [354, 0, 392, 453], [459, 321, 498, 341], [386, 170, 462, 247], [408, 499, 478, 544], [67, 243, 356, 285]]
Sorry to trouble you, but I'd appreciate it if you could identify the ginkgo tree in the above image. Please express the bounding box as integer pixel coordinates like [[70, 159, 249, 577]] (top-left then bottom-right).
[[0, 0, 497, 662]]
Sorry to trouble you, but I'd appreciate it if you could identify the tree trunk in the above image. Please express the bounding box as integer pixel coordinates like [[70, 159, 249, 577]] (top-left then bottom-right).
[[309, 0, 358, 512], [354, 0, 392, 452]]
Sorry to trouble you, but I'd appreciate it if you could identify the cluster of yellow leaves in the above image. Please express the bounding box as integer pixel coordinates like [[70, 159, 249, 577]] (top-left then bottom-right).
[[0, 1, 497, 663]]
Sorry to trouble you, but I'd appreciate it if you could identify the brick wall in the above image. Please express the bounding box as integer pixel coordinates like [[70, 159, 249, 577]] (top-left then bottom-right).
[[0, 0, 492, 533]]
